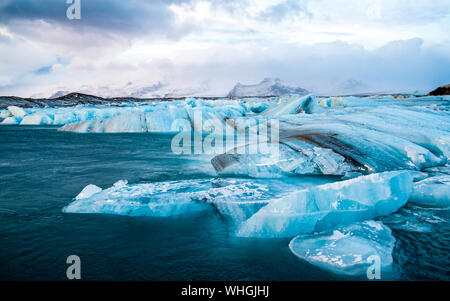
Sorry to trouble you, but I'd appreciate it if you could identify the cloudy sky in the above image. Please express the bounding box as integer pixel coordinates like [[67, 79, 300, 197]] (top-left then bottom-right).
[[0, 0, 449, 97]]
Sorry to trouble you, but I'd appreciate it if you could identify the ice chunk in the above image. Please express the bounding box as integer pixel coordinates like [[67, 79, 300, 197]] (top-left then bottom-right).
[[63, 180, 212, 217], [20, 113, 54, 125], [7, 106, 27, 117], [237, 171, 413, 238], [279, 107, 447, 172], [113, 179, 128, 188], [63, 178, 277, 217], [212, 140, 356, 178], [60, 108, 192, 133], [75, 184, 102, 200], [1, 116, 22, 124], [261, 94, 323, 117], [289, 221, 395, 276], [410, 175, 450, 206], [0, 109, 11, 119], [63, 178, 330, 220]]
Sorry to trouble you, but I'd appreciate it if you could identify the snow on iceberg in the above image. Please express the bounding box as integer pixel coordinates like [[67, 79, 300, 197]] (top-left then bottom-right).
[[410, 175, 450, 206], [289, 221, 395, 276], [237, 171, 413, 238]]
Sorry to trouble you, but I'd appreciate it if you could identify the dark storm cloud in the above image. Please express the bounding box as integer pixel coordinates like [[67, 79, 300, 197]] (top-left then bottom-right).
[[0, 0, 191, 36]]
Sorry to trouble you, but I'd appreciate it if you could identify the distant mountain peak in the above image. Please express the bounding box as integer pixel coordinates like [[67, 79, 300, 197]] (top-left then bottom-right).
[[227, 78, 308, 97]]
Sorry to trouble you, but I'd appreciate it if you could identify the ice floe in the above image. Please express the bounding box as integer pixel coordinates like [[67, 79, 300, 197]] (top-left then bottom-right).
[[289, 221, 395, 276], [237, 171, 413, 237], [63, 178, 320, 218]]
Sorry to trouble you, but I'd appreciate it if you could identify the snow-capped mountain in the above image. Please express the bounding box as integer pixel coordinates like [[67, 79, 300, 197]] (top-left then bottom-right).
[[227, 78, 309, 97], [47, 81, 211, 99]]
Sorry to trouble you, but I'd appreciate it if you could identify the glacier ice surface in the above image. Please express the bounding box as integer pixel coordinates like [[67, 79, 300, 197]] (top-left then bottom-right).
[[289, 221, 395, 276], [237, 171, 413, 238]]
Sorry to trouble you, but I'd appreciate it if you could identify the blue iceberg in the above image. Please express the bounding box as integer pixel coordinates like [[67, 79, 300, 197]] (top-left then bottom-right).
[[289, 221, 395, 276], [237, 171, 413, 238]]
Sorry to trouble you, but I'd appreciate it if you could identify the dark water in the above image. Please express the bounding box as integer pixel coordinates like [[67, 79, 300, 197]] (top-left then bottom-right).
[[0, 125, 448, 280]]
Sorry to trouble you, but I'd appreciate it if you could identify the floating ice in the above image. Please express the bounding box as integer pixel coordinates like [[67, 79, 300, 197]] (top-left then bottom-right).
[[237, 171, 413, 238], [0, 109, 11, 119], [63, 178, 313, 218], [7, 106, 27, 117], [212, 141, 356, 178], [289, 221, 395, 276], [410, 175, 450, 206], [75, 184, 102, 200], [278, 106, 448, 172], [1, 116, 22, 124], [64, 179, 212, 217], [261, 94, 323, 117]]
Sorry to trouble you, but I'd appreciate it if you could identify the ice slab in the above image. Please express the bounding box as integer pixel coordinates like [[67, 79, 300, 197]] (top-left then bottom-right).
[[63, 178, 316, 218], [212, 142, 356, 178], [237, 171, 413, 238], [63, 176, 335, 225], [289, 221, 395, 276]]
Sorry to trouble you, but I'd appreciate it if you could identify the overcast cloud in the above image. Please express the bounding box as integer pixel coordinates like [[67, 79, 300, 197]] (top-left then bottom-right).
[[0, 0, 449, 97]]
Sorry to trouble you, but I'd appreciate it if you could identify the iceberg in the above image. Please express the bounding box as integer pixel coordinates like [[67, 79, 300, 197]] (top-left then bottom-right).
[[1, 116, 22, 124], [261, 94, 323, 117], [60, 107, 192, 133], [63, 177, 333, 223], [63, 178, 299, 218], [410, 175, 450, 206], [279, 107, 447, 172], [211, 141, 356, 178], [237, 171, 413, 238], [289, 221, 395, 276], [0, 109, 11, 119], [63, 179, 213, 217], [75, 184, 103, 200], [7, 106, 27, 117]]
